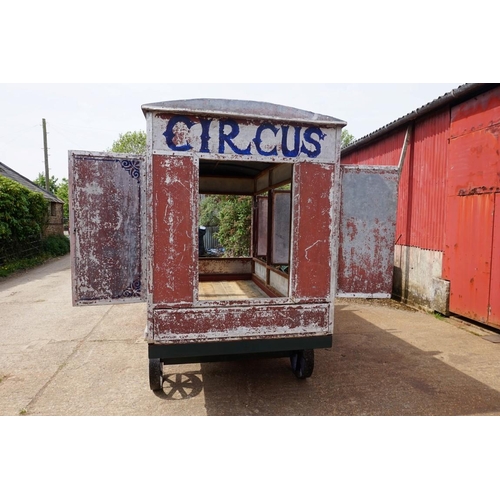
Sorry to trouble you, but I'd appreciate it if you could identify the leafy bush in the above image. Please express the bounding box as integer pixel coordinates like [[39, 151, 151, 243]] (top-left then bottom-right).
[[200, 195, 252, 257], [42, 235, 70, 257], [0, 176, 48, 261]]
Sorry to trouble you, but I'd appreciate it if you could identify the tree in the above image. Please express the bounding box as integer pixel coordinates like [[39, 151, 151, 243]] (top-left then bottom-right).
[[33, 173, 59, 194], [56, 178, 69, 220], [109, 131, 147, 155], [341, 129, 355, 148], [200, 195, 252, 257]]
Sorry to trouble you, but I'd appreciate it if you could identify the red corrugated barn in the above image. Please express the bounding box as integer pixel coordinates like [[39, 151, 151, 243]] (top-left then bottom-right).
[[341, 83, 500, 330]]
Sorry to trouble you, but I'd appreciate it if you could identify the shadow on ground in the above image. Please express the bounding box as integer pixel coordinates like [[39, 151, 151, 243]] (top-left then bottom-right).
[[157, 305, 500, 416]]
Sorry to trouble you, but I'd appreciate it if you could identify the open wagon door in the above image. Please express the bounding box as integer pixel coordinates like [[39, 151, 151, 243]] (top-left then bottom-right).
[[337, 165, 399, 298], [69, 151, 145, 306]]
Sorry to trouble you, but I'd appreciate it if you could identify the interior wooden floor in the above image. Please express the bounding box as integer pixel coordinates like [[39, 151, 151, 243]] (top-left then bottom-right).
[[199, 280, 269, 301]]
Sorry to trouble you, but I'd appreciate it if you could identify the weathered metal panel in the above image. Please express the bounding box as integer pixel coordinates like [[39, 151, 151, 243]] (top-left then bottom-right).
[[337, 166, 399, 297], [69, 151, 144, 305], [271, 191, 291, 265], [290, 162, 336, 300], [152, 154, 198, 304], [256, 197, 268, 257], [153, 304, 330, 342], [489, 193, 500, 328], [150, 113, 340, 163]]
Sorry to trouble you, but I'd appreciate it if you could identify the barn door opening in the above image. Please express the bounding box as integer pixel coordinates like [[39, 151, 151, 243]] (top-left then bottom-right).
[[444, 87, 500, 328], [69, 151, 145, 305]]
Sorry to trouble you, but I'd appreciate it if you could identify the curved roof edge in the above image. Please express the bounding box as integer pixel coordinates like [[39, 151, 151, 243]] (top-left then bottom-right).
[[341, 83, 497, 154], [142, 98, 347, 127]]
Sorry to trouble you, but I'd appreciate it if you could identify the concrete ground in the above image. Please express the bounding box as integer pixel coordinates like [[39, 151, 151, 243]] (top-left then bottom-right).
[[1, 254, 500, 416]]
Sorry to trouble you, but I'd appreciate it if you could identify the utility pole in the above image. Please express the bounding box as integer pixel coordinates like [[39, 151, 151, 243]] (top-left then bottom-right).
[[42, 118, 50, 191]]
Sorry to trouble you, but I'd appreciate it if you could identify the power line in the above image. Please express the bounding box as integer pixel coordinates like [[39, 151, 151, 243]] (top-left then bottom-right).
[[0, 124, 39, 141], [49, 120, 129, 134], [48, 122, 82, 147]]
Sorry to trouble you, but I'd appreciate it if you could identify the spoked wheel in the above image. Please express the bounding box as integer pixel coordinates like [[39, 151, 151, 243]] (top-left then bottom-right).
[[290, 350, 314, 379], [149, 358, 164, 391]]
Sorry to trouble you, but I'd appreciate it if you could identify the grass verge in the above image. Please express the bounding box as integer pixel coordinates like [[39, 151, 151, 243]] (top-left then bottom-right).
[[0, 235, 69, 278]]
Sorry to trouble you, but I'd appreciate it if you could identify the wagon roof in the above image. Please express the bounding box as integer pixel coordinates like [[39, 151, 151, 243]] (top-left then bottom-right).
[[142, 98, 347, 127]]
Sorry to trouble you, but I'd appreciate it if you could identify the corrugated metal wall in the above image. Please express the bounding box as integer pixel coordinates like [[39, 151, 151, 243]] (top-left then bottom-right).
[[342, 109, 450, 252], [443, 86, 500, 329], [342, 128, 407, 166], [341, 85, 500, 330], [400, 110, 449, 250]]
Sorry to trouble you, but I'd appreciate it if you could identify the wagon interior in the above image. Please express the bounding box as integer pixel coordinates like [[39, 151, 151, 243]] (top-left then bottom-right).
[[198, 159, 293, 302]]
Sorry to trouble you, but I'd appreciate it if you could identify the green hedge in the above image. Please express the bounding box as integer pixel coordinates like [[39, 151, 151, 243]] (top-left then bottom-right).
[[42, 235, 70, 257], [0, 176, 48, 260]]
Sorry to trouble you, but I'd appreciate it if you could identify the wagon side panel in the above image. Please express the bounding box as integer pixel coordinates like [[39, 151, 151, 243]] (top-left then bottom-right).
[[69, 151, 144, 306], [152, 154, 199, 305], [290, 162, 336, 301]]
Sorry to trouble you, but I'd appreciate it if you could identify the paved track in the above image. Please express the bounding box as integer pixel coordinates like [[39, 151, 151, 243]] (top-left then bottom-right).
[[1, 255, 500, 416]]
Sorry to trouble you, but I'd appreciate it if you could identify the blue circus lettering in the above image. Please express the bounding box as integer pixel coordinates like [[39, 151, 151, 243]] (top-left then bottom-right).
[[254, 123, 279, 156], [300, 127, 326, 158], [281, 125, 301, 158], [163, 116, 194, 152], [162, 116, 326, 158], [218, 119, 252, 155], [199, 118, 212, 153]]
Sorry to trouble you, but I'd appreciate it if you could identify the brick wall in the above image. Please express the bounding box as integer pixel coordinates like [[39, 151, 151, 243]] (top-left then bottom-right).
[[43, 202, 64, 237]]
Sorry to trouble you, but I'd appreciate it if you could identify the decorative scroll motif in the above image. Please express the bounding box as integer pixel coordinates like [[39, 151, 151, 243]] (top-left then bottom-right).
[[118, 159, 141, 183], [118, 275, 141, 298]]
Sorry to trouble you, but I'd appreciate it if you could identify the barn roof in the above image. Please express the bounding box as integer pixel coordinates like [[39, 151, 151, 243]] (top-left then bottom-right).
[[0, 161, 63, 204], [341, 83, 499, 154]]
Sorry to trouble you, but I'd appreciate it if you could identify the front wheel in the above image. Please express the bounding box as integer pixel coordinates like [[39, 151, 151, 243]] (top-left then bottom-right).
[[290, 350, 314, 379], [149, 358, 164, 391]]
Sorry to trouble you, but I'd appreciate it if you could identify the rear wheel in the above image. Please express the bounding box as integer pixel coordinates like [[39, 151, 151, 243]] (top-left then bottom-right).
[[290, 350, 314, 379], [149, 358, 163, 391]]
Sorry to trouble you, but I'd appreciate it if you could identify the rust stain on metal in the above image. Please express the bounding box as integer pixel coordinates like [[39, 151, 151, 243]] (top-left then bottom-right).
[[458, 186, 500, 196], [290, 161, 336, 300], [337, 166, 398, 298], [152, 154, 198, 305], [153, 304, 330, 342], [69, 152, 144, 306]]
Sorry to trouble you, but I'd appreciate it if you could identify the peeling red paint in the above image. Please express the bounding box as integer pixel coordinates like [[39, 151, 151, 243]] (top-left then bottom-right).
[[153, 304, 330, 342], [291, 162, 336, 299], [69, 152, 144, 306]]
